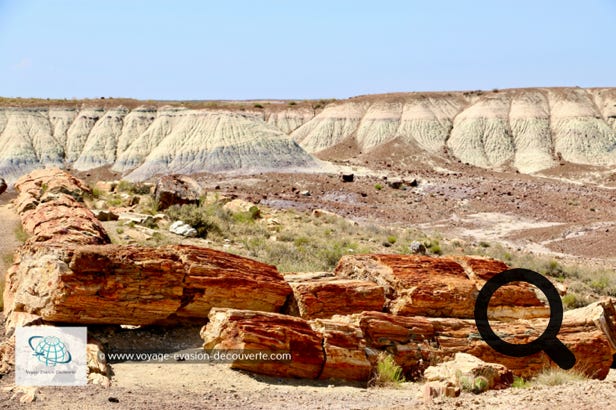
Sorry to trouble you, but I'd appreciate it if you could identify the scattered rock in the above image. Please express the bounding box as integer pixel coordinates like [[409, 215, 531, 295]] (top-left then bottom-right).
[[93, 209, 119, 222], [94, 181, 118, 194], [423, 352, 513, 391], [300, 190, 311, 196], [423, 381, 460, 403], [341, 173, 354, 183], [409, 241, 427, 255], [388, 178, 404, 189], [154, 175, 203, 211], [312, 209, 338, 218], [223, 198, 258, 214], [87, 338, 111, 387], [94, 199, 108, 210], [169, 220, 197, 237], [119, 212, 155, 226], [0, 337, 15, 375]]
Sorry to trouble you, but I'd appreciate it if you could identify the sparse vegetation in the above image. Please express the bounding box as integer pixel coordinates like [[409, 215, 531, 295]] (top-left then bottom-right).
[[14, 225, 28, 243], [512, 376, 530, 389], [86, 186, 616, 310], [374, 183, 383, 191], [90, 187, 103, 198], [117, 180, 151, 195], [531, 367, 588, 386], [370, 352, 405, 388], [165, 203, 224, 239]]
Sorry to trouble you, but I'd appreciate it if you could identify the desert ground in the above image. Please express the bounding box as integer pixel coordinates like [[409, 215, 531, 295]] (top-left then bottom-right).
[[2, 162, 616, 409]]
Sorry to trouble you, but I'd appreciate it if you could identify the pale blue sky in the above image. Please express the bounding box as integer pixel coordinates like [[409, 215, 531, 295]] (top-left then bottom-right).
[[0, 0, 614, 100]]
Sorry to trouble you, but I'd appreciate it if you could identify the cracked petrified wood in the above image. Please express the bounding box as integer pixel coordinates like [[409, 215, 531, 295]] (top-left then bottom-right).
[[334, 254, 549, 320], [288, 279, 385, 319], [353, 299, 616, 380], [201, 308, 325, 379], [3, 244, 292, 331], [13, 168, 110, 245], [308, 317, 372, 381]]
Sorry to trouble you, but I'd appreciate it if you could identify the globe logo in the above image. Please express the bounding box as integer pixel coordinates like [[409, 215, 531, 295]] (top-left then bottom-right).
[[28, 336, 73, 366]]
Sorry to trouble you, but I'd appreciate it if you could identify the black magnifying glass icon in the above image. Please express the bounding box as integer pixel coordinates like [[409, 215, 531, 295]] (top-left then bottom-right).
[[474, 268, 576, 370]]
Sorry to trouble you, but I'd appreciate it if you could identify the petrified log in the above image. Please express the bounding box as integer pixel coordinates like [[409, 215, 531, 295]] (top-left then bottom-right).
[[14, 168, 91, 203], [308, 318, 372, 381], [354, 300, 616, 380], [201, 308, 324, 379], [355, 311, 440, 380], [334, 254, 549, 320], [3, 244, 292, 330], [288, 279, 385, 319], [13, 168, 110, 245]]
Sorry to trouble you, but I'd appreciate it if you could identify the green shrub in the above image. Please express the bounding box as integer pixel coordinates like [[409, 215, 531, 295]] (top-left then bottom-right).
[[116, 180, 151, 195], [14, 225, 28, 243], [374, 183, 383, 191], [370, 353, 405, 387], [91, 187, 103, 198], [459, 374, 489, 394], [512, 376, 530, 388], [387, 236, 397, 245], [165, 204, 223, 238]]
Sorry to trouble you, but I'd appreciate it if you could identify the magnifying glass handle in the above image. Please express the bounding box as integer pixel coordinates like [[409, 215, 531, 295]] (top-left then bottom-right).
[[544, 338, 576, 370]]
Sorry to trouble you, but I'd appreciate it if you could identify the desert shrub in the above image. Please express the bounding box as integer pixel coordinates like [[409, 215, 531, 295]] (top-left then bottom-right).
[[90, 187, 103, 198], [14, 225, 28, 243], [165, 204, 223, 238], [253, 103, 264, 109], [512, 376, 530, 388], [532, 367, 587, 386], [370, 353, 405, 387], [116, 180, 151, 195], [231, 206, 261, 224], [424, 239, 442, 255], [374, 183, 383, 191]]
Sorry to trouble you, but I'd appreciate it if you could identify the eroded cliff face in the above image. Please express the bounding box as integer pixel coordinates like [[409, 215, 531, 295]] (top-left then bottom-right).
[[1, 87, 615, 183], [293, 88, 616, 173], [0, 106, 318, 183]]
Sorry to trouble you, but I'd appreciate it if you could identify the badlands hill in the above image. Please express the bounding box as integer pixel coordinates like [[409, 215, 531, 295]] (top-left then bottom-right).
[[0, 87, 615, 182]]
